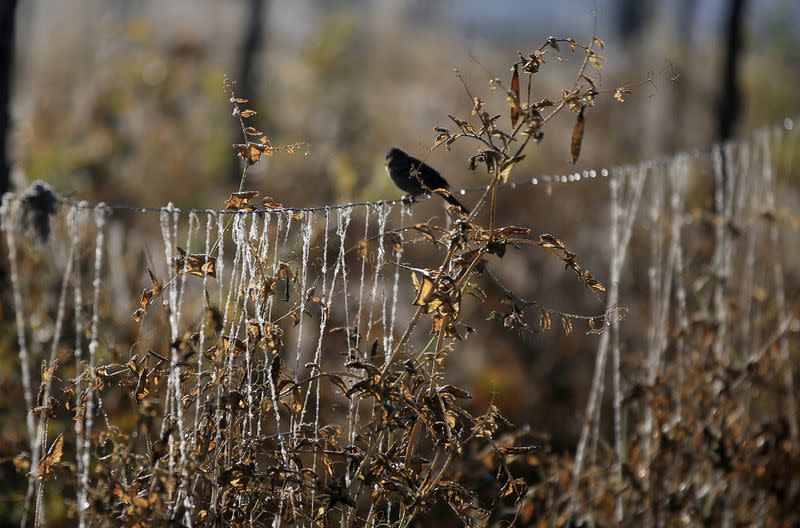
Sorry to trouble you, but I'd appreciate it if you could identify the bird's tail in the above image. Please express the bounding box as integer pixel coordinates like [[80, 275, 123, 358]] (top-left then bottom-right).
[[443, 192, 470, 214]]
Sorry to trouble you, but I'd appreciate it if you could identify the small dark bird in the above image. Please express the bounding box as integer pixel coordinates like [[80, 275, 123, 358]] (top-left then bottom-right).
[[385, 147, 469, 213]]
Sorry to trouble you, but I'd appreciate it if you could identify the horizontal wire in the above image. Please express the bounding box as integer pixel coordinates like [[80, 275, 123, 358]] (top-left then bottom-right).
[[17, 115, 800, 217]]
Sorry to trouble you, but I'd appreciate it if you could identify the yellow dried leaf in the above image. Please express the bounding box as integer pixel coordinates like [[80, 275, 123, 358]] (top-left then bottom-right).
[[540, 310, 551, 331], [614, 87, 631, 103], [38, 433, 64, 479], [225, 190, 260, 210], [413, 275, 436, 307], [562, 316, 573, 335]]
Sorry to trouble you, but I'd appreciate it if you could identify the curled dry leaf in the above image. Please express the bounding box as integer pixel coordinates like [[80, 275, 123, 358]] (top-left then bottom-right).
[[410, 223, 437, 244], [438, 385, 473, 399], [539, 309, 552, 331], [412, 273, 437, 308], [538, 234, 565, 249], [498, 155, 525, 184], [614, 87, 632, 103], [448, 114, 477, 135], [225, 191, 260, 210], [174, 247, 217, 278], [571, 106, 585, 164], [38, 433, 64, 479], [133, 268, 165, 322], [510, 64, 521, 127], [261, 196, 283, 209], [233, 143, 263, 165]]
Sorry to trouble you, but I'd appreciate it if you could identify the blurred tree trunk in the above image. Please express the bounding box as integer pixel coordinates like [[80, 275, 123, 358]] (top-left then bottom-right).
[[666, 0, 696, 152], [714, 0, 748, 217], [717, 0, 748, 142], [0, 0, 19, 196], [230, 0, 267, 184], [713, 0, 748, 333], [614, 0, 655, 157], [615, 0, 649, 45]]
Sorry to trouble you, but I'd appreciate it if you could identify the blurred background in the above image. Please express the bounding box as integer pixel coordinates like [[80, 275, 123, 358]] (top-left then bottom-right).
[[1, 0, 799, 452], [4, 0, 799, 207]]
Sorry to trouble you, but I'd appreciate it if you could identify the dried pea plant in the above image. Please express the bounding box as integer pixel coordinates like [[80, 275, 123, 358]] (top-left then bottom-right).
[[6, 15, 800, 526], [13, 32, 645, 528]]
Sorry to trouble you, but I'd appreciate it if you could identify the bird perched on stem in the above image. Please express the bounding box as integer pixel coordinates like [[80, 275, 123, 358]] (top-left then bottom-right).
[[385, 147, 469, 213]]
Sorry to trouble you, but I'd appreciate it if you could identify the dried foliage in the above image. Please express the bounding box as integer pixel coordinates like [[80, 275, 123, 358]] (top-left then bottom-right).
[[3, 21, 798, 528]]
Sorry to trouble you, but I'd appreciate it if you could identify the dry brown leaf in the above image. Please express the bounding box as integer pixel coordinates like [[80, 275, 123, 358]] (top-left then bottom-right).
[[539, 310, 551, 331], [413, 275, 437, 308], [225, 190, 260, 210], [38, 433, 64, 479], [562, 316, 573, 336], [174, 247, 217, 278], [570, 107, 585, 164], [510, 64, 521, 127]]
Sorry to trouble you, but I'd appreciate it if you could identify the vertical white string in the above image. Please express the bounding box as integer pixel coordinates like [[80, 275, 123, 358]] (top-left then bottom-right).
[[378, 205, 393, 355], [33, 205, 79, 527], [70, 202, 88, 527], [387, 204, 407, 354], [294, 211, 314, 373], [760, 130, 799, 439], [365, 204, 390, 349], [1, 194, 37, 527], [243, 213, 261, 442], [641, 165, 663, 515], [355, 206, 371, 354], [670, 157, 689, 421], [711, 146, 728, 361], [738, 149, 759, 359], [227, 215, 252, 464], [609, 172, 625, 524], [326, 208, 357, 454], [572, 165, 646, 520], [216, 214, 226, 310], [79, 204, 108, 527], [267, 213, 284, 321], [177, 212, 198, 333], [309, 211, 330, 429], [194, 212, 216, 447], [265, 216, 292, 527], [255, 212, 273, 439], [159, 203, 180, 479], [219, 215, 246, 468]]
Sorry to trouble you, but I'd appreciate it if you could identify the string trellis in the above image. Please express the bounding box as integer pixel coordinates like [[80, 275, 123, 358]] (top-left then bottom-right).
[[1, 117, 799, 526]]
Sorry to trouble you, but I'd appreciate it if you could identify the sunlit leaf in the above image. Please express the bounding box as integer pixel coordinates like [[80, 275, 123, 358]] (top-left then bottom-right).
[[562, 316, 573, 336], [174, 247, 217, 278], [539, 310, 551, 331], [413, 275, 437, 307], [225, 190, 260, 210], [614, 87, 631, 103], [38, 433, 64, 479], [498, 155, 525, 184], [448, 114, 477, 135]]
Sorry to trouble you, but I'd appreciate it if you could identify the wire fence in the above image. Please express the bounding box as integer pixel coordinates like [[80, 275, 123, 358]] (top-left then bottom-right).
[[1, 114, 799, 526]]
